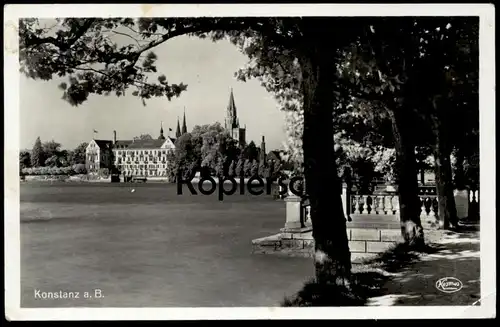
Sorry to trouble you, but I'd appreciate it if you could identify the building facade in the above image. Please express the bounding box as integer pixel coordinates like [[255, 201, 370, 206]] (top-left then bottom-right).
[[224, 88, 246, 147], [113, 137, 176, 177], [86, 124, 178, 178], [85, 140, 114, 173]]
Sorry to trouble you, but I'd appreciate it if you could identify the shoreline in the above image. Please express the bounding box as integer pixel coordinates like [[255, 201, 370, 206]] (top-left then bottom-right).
[[20, 176, 279, 185]]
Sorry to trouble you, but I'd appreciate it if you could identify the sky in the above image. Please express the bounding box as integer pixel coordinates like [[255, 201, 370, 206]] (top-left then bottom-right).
[[19, 34, 287, 151]]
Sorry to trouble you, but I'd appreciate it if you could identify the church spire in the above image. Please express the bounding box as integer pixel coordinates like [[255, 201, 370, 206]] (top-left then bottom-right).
[[158, 122, 165, 140], [182, 107, 187, 135], [158, 121, 166, 140], [225, 88, 239, 130], [175, 116, 181, 138], [260, 135, 266, 162], [228, 88, 237, 127]]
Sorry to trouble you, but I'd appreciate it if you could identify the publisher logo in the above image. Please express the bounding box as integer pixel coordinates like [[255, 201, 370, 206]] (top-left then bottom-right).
[[435, 277, 463, 293]]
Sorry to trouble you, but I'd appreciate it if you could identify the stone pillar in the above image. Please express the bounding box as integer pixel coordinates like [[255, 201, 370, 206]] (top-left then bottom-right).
[[454, 188, 469, 220], [283, 194, 303, 232], [341, 182, 349, 219]]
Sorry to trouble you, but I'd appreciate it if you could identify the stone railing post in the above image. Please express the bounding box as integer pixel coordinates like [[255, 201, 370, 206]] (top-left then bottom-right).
[[341, 182, 349, 219], [454, 188, 469, 220], [283, 194, 303, 232]]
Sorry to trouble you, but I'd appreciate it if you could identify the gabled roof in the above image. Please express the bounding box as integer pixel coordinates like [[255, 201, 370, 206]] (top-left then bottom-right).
[[115, 140, 134, 148], [93, 139, 113, 149], [126, 139, 167, 149], [93, 137, 176, 150]]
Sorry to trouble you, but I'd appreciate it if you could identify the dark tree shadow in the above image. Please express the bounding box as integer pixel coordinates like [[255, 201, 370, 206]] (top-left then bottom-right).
[[282, 229, 480, 306], [281, 271, 391, 307], [369, 233, 481, 306]]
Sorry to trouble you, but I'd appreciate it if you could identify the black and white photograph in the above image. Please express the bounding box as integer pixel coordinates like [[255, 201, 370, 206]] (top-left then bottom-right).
[[4, 3, 496, 320]]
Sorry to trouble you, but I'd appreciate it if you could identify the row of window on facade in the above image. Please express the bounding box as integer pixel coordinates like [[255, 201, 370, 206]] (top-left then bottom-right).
[[116, 158, 167, 164], [116, 150, 169, 156], [123, 170, 168, 176], [118, 164, 167, 169], [117, 154, 167, 159]]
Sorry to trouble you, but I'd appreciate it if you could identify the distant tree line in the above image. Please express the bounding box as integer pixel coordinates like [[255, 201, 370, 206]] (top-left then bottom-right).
[[20, 137, 89, 175], [166, 122, 285, 182]]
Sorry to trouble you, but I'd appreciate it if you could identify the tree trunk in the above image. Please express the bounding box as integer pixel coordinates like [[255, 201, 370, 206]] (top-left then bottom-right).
[[430, 95, 459, 230], [453, 146, 465, 189], [388, 107, 425, 248], [433, 127, 459, 230], [299, 40, 351, 286]]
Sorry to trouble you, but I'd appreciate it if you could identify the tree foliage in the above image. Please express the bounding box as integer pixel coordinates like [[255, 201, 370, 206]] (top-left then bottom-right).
[[19, 18, 310, 107], [133, 134, 153, 141], [31, 137, 45, 167], [71, 142, 89, 165], [20, 150, 31, 169], [241, 141, 259, 162]]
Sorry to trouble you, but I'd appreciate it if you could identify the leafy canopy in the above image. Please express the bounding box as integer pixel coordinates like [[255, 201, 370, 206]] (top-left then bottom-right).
[[20, 18, 307, 106]]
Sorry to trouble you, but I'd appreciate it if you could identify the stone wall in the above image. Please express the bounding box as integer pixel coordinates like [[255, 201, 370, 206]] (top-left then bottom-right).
[[252, 227, 402, 262]]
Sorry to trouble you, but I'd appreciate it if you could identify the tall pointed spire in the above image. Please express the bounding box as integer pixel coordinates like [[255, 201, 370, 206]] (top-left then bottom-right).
[[226, 88, 238, 129], [158, 121, 166, 140], [260, 136, 266, 162], [175, 116, 181, 138], [181, 107, 187, 135]]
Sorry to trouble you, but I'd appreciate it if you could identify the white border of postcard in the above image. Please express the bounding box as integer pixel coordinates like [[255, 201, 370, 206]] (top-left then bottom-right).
[[4, 3, 496, 320]]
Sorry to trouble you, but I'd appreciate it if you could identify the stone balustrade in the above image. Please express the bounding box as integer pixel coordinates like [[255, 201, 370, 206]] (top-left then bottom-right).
[[252, 183, 479, 259], [302, 187, 479, 221], [349, 194, 441, 218]]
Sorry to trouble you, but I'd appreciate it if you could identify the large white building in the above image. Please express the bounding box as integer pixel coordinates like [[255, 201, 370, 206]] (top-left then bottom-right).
[[86, 124, 177, 178]]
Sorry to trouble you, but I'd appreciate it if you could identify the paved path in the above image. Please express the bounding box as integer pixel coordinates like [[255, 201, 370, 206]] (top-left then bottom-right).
[[366, 230, 481, 307]]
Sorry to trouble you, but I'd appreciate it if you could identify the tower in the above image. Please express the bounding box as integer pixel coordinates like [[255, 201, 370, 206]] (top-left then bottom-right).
[[224, 88, 246, 147], [175, 117, 181, 138], [181, 107, 188, 135], [225, 88, 238, 130], [260, 136, 266, 162], [158, 121, 166, 140]]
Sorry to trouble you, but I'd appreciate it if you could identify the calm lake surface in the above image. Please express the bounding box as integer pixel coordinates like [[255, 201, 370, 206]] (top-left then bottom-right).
[[20, 182, 314, 307]]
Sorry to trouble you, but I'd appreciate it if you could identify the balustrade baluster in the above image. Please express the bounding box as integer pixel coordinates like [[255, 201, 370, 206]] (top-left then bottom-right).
[[372, 195, 378, 214], [385, 195, 393, 215], [367, 196, 373, 214], [377, 196, 385, 215], [420, 197, 427, 217], [353, 196, 360, 214], [385, 195, 392, 215], [392, 196, 400, 215], [428, 198, 436, 218], [362, 195, 369, 214]]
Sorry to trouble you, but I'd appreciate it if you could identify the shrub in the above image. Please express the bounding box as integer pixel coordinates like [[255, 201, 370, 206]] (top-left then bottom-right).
[[61, 166, 73, 175], [52, 167, 62, 175], [39, 167, 49, 175], [250, 160, 259, 176], [21, 166, 78, 176], [228, 160, 236, 177], [22, 168, 33, 176], [73, 164, 87, 174]]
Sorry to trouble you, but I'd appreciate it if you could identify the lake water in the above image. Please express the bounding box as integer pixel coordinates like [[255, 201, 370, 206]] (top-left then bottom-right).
[[20, 182, 314, 307]]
